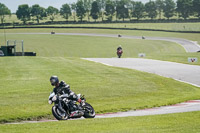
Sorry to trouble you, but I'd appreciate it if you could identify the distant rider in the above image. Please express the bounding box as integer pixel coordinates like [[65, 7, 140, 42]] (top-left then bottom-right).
[[117, 45, 123, 58], [50, 76, 81, 117]]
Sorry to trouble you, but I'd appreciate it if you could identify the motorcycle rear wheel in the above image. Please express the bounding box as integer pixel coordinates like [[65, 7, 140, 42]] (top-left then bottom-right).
[[83, 102, 95, 118], [52, 106, 68, 120]]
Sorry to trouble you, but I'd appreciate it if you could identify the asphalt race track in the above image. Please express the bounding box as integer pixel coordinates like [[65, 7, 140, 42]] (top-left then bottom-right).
[[56, 33, 200, 52], [83, 58, 200, 87]]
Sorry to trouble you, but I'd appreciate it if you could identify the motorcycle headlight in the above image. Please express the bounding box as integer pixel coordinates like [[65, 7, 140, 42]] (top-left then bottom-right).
[[48, 100, 52, 104], [52, 95, 57, 101]]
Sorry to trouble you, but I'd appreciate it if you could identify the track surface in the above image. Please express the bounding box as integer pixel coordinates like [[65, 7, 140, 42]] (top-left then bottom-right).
[[56, 33, 200, 52], [84, 58, 200, 87]]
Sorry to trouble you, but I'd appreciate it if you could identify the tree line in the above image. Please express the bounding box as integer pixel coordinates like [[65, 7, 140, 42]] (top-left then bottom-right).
[[0, 0, 200, 24]]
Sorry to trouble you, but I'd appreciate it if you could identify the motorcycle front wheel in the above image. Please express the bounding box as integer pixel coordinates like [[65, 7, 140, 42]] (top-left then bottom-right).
[[83, 102, 95, 118], [117, 54, 122, 58], [52, 106, 68, 120]]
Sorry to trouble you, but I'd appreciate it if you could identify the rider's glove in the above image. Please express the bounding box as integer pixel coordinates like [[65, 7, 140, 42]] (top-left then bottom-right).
[[77, 99, 82, 103]]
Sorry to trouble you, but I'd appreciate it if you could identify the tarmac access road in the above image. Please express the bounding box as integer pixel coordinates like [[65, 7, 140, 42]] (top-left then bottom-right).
[[7, 100, 200, 124]]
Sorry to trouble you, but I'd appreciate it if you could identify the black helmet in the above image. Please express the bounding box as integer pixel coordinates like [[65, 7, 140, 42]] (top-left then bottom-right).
[[50, 76, 59, 86]]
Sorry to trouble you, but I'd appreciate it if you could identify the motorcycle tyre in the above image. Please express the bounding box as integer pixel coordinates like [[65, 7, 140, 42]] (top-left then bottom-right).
[[117, 54, 122, 58], [52, 106, 68, 120], [83, 102, 95, 118]]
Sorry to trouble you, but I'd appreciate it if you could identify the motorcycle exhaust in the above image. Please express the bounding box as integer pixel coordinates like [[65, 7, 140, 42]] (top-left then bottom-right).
[[70, 110, 84, 117]]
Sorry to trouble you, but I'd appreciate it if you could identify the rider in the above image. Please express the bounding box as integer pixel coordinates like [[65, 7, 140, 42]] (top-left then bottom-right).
[[117, 45, 122, 51], [50, 76, 81, 117], [117, 45, 123, 58]]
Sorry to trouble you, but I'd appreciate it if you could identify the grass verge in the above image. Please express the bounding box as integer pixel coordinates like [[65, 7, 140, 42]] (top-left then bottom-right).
[[1, 111, 200, 133], [0, 57, 200, 123], [0, 32, 199, 65]]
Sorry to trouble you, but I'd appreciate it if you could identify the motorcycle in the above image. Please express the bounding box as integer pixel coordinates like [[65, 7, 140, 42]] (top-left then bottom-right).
[[117, 49, 123, 58], [48, 92, 95, 120]]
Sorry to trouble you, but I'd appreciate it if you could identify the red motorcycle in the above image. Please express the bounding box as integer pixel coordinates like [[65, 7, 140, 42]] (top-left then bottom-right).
[[117, 49, 123, 58]]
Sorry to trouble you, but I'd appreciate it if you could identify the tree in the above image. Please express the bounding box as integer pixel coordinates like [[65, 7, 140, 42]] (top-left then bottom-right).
[[116, 0, 129, 21], [71, 3, 77, 22], [16, 4, 30, 24], [76, 0, 86, 22], [132, 1, 145, 20], [145, 1, 157, 20], [0, 3, 11, 24], [96, 0, 106, 21], [193, 0, 200, 18], [176, 0, 193, 19], [83, 0, 93, 21], [60, 3, 71, 21], [124, 0, 132, 21], [30, 4, 47, 24], [105, 0, 115, 21], [90, 1, 100, 22], [163, 0, 175, 19], [46, 6, 59, 22], [155, 0, 164, 19]]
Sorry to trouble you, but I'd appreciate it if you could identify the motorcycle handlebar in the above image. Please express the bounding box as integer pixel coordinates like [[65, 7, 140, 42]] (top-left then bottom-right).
[[60, 94, 69, 99]]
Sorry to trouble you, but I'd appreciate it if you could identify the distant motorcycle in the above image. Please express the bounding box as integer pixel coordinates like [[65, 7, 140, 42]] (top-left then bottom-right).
[[48, 92, 95, 120], [117, 49, 123, 58]]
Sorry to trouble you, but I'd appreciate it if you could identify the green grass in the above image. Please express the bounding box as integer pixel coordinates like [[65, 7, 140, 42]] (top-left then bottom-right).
[[1, 111, 200, 133], [2, 14, 200, 31], [0, 34, 186, 57], [0, 29, 199, 65], [0, 57, 200, 123], [1, 28, 200, 43], [3, 23, 200, 32], [15, 23, 200, 32], [0, 28, 200, 126]]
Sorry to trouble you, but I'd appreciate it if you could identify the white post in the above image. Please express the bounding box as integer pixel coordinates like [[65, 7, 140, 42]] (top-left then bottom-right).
[[22, 40, 24, 56], [14, 40, 16, 56]]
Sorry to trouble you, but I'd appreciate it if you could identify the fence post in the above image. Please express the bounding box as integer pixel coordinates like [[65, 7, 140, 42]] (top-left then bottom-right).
[[22, 40, 24, 56]]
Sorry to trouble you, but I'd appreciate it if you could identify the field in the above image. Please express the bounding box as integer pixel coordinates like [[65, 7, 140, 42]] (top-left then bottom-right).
[[58, 23, 200, 32], [19, 23, 200, 32], [4, 23, 200, 32], [0, 27, 200, 132]]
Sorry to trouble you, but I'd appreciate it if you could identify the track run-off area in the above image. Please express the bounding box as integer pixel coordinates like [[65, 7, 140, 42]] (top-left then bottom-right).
[[4, 32, 200, 124]]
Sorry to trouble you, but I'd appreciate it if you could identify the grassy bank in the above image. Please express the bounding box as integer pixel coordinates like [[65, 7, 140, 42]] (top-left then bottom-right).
[[0, 28, 200, 124], [1, 111, 200, 133], [0, 29, 199, 65], [8, 23, 200, 32], [0, 57, 200, 122]]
